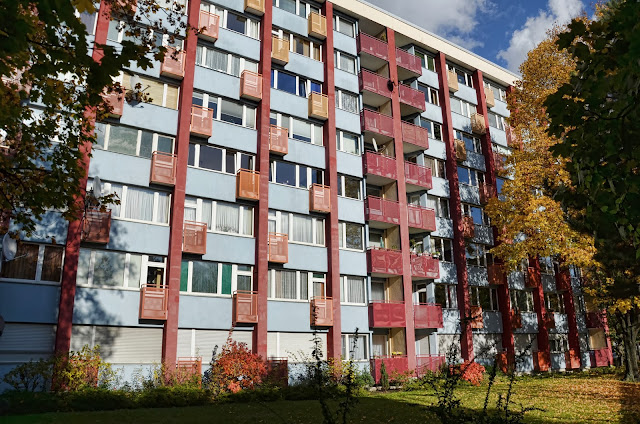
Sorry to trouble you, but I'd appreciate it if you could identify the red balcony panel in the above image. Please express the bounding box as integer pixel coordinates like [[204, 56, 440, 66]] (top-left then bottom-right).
[[175, 357, 203, 385], [407, 205, 436, 232], [470, 305, 483, 329], [268, 232, 288, 263], [401, 122, 429, 151], [590, 348, 612, 368], [398, 84, 426, 111], [368, 301, 406, 327], [411, 254, 440, 280], [240, 70, 262, 101], [462, 216, 475, 239], [190, 105, 213, 138], [359, 69, 392, 98], [266, 358, 289, 387], [363, 151, 397, 180], [487, 264, 505, 285], [414, 303, 443, 329], [233, 290, 258, 324], [139, 284, 168, 320], [367, 248, 403, 275], [533, 351, 550, 372], [360, 109, 394, 139], [395, 48, 422, 77], [525, 267, 540, 288], [586, 311, 606, 329], [544, 313, 556, 329], [404, 162, 433, 190], [565, 349, 581, 370], [183, 221, 207, 255], [103, 92, 124, 118], [310, 184, 331, 213], [198, 10, 220, 42], [506, 126, 521, 149], [160, 47, 185, 79], [415, 355, 445, 376], [269, 125, 288, 155], [150, 151, 177, 186], [82, 208, 111, 243], [236, 169, 260, 201], [510, 310, 522, 329], [357, 32, 388, 61], [370, 356, 408, 383], [365, 196, 400, 226], [479, 183, 496, 205], [310, 296, 333, 326], [496, 351, 515, 374]]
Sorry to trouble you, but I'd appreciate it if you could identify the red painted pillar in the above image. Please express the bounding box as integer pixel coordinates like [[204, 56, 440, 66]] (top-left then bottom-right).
[[252, 1, 273, 359], [557, 267, 581, 365], [55, 1, 112, 354], [530, 257, 550, 358], [322, 1, 342, 360], [386, 29, 416, 371], [162, 0, 201, 365], [434, 53, 473, 361]]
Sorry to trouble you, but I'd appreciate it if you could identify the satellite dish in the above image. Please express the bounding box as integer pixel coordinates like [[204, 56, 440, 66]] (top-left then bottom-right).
[[93, 176, 102, 196], [2, 234, 17, 261], [372, 138, 378, 152]]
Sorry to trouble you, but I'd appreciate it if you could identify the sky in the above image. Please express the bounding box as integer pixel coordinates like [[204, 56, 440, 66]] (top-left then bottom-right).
[[366, 0, 594, 73]]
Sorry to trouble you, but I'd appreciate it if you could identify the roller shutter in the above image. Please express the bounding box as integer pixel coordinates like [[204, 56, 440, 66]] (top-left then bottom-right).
[[0, 324, 55, 363]]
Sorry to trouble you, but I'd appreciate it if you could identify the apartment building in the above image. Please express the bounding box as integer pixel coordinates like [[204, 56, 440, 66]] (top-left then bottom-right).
[[0, 0, 613, 384]]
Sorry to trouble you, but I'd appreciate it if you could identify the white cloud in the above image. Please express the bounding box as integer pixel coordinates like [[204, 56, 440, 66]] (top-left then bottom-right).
[[497, 0, 584, 72]]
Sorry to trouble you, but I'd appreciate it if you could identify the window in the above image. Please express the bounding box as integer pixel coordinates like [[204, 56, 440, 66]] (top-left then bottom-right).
[[425, 195, 449, 219], [334, 50, 356, 74], [272, 28, 322, 61], [454, 130, 482, 154], [496, 178, 506, 195], [469, 286, 499, 311], [510, 289, 534, 313], [195, 45, 258, 77], [188, 143, 255, 174], [341, 334, 368, 360], [450, 96, 473, 117], [465, 243, 487, 267], [184, 197, 253, 236], [76, 249, 164, 289], [202, 5, 260, 39], [422, 157, 446, 179], [122, 73, 179, 110], [449, 65, 473, 87], [107, 20, 182, 48], [539, 257, 555, 275], [268, 210, 325, 246], [434, 284, 458, 309], [192, 92, 256, 129], [0, 243, 63, 283], [180, 261, 252, 294], [272, 0, 321, 18], [545, 292, 566, 314], [550, 334, 569, 353], [335, 89, 359, 113], [270, 112, 323, 146], [415, 51, 436, 72], [336, 130, 360, 155], [271, 69, 321, 98], [78, 10, 97, 35], [484, 81, 506, 102], [418, 84, 438, 106], [418, 118, 442, 141], [457, 166, 484, 187], [270, 160, 324, 189], [88, 180, 170, 225], [430, 237, 453, 263], [488, 113, 506, 130], [333, 15, 356, 38], [268, 269, 325, 300], [461, 204, 490, 226], [338, 222, 364, 250], [337, 175, 362, 200], [340, 275, 366, 304], [94, 123, 174, 158]]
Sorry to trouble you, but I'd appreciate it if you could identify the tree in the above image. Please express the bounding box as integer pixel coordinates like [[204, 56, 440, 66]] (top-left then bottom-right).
[[545, 0, 640, 381], [0, 0, 188, 237]]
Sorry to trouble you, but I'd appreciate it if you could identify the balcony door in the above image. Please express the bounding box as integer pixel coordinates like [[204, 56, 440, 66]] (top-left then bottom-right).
[[413, 282, 428, 304], [372, 334, 388, 357], [371, 278, 386, 301]]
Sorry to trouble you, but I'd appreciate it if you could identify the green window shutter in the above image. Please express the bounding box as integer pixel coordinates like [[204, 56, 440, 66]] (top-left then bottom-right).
[[221, 264, 232, 294], [180, 261, 189, 291]]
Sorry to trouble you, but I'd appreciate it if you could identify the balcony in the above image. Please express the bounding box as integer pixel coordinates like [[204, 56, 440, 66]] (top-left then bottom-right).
[[565, 349, 581, 370], [484, 86, 495, 108], [244, 0, 264, 15], [359, 70, 392, 107], [190, 105, 213, 138], [510, 310, 522, 329], [414, 303, 443, 329], [590, 348, 612, 367], [272, 36, 289, 65], [236, 169, 260, 201], [494, 152, 508, 176], [82, 208, 111, 244], [310, 184, 331, 213], [269, 125, 288, 155], [470, 305, 483, 329], [308, 92, 328, 120], [407, 205, 436, 232], [367, 247, 403, 276], [233, 290, 258, 324], [496, 350, 515, 374], [411, 254, 440, 279], [454, 139, 467, 162], [357, 33, 388, 70], [533, 351, 550, 372], [307, 12, 327, 39], [470, 113, 486, 135], [370, 356, 408, 383], [160, 47, 185, 80], [398, 84, 426, 114], [365, 196, 400, 228], [103, 92, 124, 118], [525, 267, 540, 288], [183, 221, 207, 255], [240, 70, 262, 101], [462, 215, 475, 239], [416, 355, 445, 376], [175, 357, 202, 384], [447, 70, 459, 92], [401, 121, 429, 154], [369, 301, 406, 327], [310, 296, 333, 326], [363, 151, 397, 184], [361, 109, 394, 142], [544, 313, 556, 329], [487, 264, 505, 285], [479, 183, 496, 205], [198, 10, 220, 42], [268, 232, 288, 263], [395, 48, 422, 80], [586, 312, 606, 329], [506, 126, 520, 149], [139, 284, 168, 321], [405, 162, 433, 192], [556, 271, 571, 291], [150, 151, 177, 186]]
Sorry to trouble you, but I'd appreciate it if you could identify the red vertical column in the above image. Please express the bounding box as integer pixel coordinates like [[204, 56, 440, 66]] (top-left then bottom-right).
[[434, 52, 473, 361], [557, 267, 581, 365], [252, 2, 273, 359], [162, 0, 201, 365], [55, 1, 112, 354], [386, 29, 416, 371], [530, 257, 550, 362], [322, 2, 342, 359]]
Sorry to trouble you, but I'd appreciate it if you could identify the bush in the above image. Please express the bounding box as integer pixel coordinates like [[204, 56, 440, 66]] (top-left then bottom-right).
[[64, 388, 134, 411], [2, 358, 54, 392], [380, 361, 390, 391], [54, 345, 116, 391], [450, 361, 486, 386], [135, 386, 212, 408], [203, 337, 267, 394]]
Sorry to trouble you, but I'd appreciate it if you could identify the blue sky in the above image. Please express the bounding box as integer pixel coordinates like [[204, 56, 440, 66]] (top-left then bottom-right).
[[366, 0, 593, 73]]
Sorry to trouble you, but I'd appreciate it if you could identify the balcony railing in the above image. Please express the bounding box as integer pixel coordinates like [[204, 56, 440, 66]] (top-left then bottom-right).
[[308, 92, 328, 120], [398, 84, 426, 111], [360, 109, 394, 138], [447, 70, 459, 92], [236, 169, 260, 201], [190, 105, 213, 138], [510, 310, 523, 329], [404, 162, 432, 190], [407, 205, 436, 232], [367, 247, 403, 275], [415, 354, 445, 376], [175, 357, 202, 385], [268, 232, 288, 263], [139, 284, 168, 320], [470, 305, 483, 329], [525, 267, 540, 288], [150, 151, 177, 186], [82, 208, 111, 244], [310, 184, 330, 213], [506, 126, 520, 149], [357, 32, 388, 62], [484, 86, 495, 108], [233, 290, 258, 324], [160, 47, 185, 79], [240, 70, 262, 101], [544, 313, 556, 329], [370, 356, 408, 383], [565, 349, 581, 370], [411, 254, 440, 279], [470, 113, 486, 135], [395, 48, 422, 77], [496, 350, 515, 374], [368, 301, 406, 327], [359, 69, 392, 99], [363, 151, 397, 180], [244, 0, 264, 15], [586, 311, 606, 329], [272, 36, 289, 65], [183, 221, 207, 255], [487, 264, 505, 285], [414, 303, 443, 329], [365, 196, 400, 226], [590, 348, 612, 368], [266, 358, 288, 387], [308, 12, 327, 39], [401, 121, 429, 151], [454, 139, 467, 161], [269, 125, 288, 155], [103, 92, 124, 118], [198, 10, 220, 42], [462, 215, 475, 239], [479, 183, 496, 205], [533, 350, 550, 372], [310, 296, 333, 326]]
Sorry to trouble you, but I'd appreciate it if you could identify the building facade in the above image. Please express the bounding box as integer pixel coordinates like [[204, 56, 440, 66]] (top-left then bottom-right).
[[0, 0, 613, 384]]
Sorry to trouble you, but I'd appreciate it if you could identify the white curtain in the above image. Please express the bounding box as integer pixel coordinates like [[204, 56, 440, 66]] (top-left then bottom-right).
[[125, 186, 154, 222], [230, 56, 240, 77], [292, 215, 313, 243], [241, 207, 253, 235], [371, 281, 385, 301], [299, 272, 308, 300], [156, 192, 170, 224], [342, 93, 359, 113], [202, 200, 213, 229], [276, 270, 297, 299], [109, 183, 123, 218], [208, 48, 227, 72], [347, 276, 365, 303], [315, 219, 324, 246], [216, 202, 239, 233]]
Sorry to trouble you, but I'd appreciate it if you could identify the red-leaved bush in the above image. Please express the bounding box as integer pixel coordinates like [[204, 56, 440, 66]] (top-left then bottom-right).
[[208, 339, 267, 393], [449, 360, 486, 386]]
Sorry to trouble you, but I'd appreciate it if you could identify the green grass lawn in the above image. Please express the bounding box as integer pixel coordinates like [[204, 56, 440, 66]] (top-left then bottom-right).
[[2, 373, 639, 424]]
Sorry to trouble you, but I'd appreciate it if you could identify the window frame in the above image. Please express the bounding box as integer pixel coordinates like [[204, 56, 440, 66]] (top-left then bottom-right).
[[268, 210, 326, 247], [192, 91, 257, 129], [334, 50, 357, 74], [269, 160, 325, 189], [338, 221, 365, 251], [270, 112, 324, 146], [341, 333, 369, 361], [465, 242, 487, 267], [76, 248, 165, 290], [89, 180, 171, 226], [271, 69, 322, 98], [195, 44, 259, 77], [336, 129, 361, 155], [184, 196, 254, 237], [430, 237, 454, 263], [267, 269, 326, 301], [181, 260, 252, 296], [271, 27, 323, 61], [418, 118, 443, 141], [0, 243, 65, 284], [95, 123, 176, 158], [187, 143, 256, 174], [333, 14, 356, 38], [337, 174, 363, 200], [200, 3, 261, 39], [340, 275, 367, 305], [335, 89, 360, 114]]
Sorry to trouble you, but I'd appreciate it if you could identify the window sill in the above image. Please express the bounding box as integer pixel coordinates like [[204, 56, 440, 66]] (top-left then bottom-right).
[[221, 27, 260, 42], [195, 64, 241, 80], [268, 298, 311, 303], [336, 107, 359, 115], [340, 302, 368, 307], [337, 195, 363, 202], [213, 117, 257, 131], [339, 247, 365, 253], [289, 240, 326, 248], [207, 230, 254, 239], [180, 291, 232, 299], [112, 217, 170, 227], [76, 284, 140, 292], [337, 149, 361, 157], [271, 87, 308, 99], [0, 278, 60, 286], [291, 51, 323, 64], [269, 181, 310, 191], [334, 67, 357, 75]]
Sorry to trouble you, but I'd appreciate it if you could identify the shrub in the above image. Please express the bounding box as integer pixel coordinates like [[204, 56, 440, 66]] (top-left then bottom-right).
[[203, 337, 267, 394], [54, 345, 116, 391], [380, 361, 390, 391], [450, 361, 486, 386], [135, 386, 212, 408], [2, 358, 54, 392]]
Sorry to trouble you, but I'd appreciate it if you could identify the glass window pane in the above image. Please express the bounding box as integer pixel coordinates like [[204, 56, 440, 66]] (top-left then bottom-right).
[[345, 223, 363, 249], [225, 151, 236, 174], [77, 248, 91, 285], [300, 272, 308, 300], [216, 202, 240, 234], [237, 275, 252, 291], [220, 100, 243, 125], [108, 126, 138, 155], [344, 177, 361, 199], [180, 260, 189, 291], [92, 250, 126, 287], [125, 186, 154, 221], [278, 72, 297, 95], [199, 145, 223, 171], [0, 243, 39, 280], [139, 131, 154, 158], [292, 118, 311, 143], [457, 166, 469, 185], [41, 246, 64, 282], [128, 254, 142, 288], [291, 215, 313, 243], [157, 136, 173, 154], [221, 263, 232, 294], [275, 161, 296, 186], [226, 13, 246, 34], [192, 261, 218, 293], [279, 0, 296, 13]]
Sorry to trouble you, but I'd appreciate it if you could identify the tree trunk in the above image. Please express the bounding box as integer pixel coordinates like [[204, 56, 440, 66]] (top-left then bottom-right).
[[621, 309, 640, 382]]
